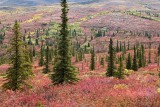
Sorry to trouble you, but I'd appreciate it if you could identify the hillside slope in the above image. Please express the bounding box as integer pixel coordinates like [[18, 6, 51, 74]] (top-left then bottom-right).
[[0, 0, 98, 6]]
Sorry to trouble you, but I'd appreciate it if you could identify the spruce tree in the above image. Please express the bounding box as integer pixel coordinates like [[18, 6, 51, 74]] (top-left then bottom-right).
[[78, 49, 83, 61], [138, 49, 143, 68], [128, 41, 130, 50], [43, 46, 50, 73], [116, 40, 119, 52], [35, 38, 39, 45], [148, 43, 151, 63], [100, 57, 104, 67], [120, 41, 122, 52], [29, 47, 33, 62], [28, 35, 32, 45], [106, 38, 115, 76], [141, 44, 146, 67], [76, 53, 79, 62], [36, 30, 39, 38], [122, 50, 125, 60], [132, 46, 138, 71], [3, 21, 32, 91], [51, 0, 78, 84], [90, 47, 95, 70], [49, 47, 54, 62], [126, 53, 132, 69], [117, 56, 124, 79], [123, 42, 126, 54], [39, 45, 44, 66], [148, 49, 151, 63], [137, 48, 139, 58], [33, 45, 36, 57]]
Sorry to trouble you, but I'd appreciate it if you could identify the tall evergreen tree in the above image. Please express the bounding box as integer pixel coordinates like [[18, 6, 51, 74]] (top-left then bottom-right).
[[78, 49, 83, 61], [36, 30, 39, 38], [100, 57, 104, 67], [51, 0, 78, 84], [43, 46, 50, 73], [117, 56, 124, 79], [148, 49, 151, 63], [120, 41, 122, 52], [33, 45, 36, 57], [49, 47, 54, 62], [3, 21, 32, 91], [29, 47, 33, 62], [123, 42, 126, 54], [141, 44, 146, 67], [28, 35, 32, 45], [116, 40, 119, 52], [126, 53, 132, 69], [138, 49, 143, 68], [35, 38, 39, 45], [39, 45, 44, 66], [148, 43, 151, 63], [128, 41, 130, 50], [76, 53, 79, 62], [106, 38, 115, 76], [90, 47, 95, 70], [132, 46, 138, 71]]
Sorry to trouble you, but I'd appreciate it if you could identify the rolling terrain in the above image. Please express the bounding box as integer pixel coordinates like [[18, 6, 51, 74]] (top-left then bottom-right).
[[0, 0, 160, 106]]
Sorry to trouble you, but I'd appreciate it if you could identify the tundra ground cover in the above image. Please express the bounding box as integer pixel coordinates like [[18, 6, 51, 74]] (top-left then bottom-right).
[[0, 70, 160, 107], [0, 0, 160, 107]]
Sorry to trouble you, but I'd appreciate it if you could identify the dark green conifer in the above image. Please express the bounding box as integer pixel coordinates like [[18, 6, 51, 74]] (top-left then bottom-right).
[[120, 41, 122, 51], [126, 53, 132, 69], [35, 38, 39, 45], [128, 41, 130, 50], [138, 49, 143, 68], [33, 45, 36, 57], [141, 44, 146, 67], [123, 42, 126, 54], [100, 57, 104, 67], [78, 49, 83, 61], [116, 40, 119, 52], [36, 30, 39, 38], [51, 0, 78, 84], [148, 49, 151, 63], [29, 47, 33, 62], [117, 56, 124, 79], [76, 53, 79, 62], [39, 45, 44, 66], [90, 47, 95, 70], [148, 43, 151, 63], [3, 21, 32, 91], [132, 46, 138, 71], [28, 35, 32, 45], [106, 38, 116, 76], [43, 46, 50, 73]]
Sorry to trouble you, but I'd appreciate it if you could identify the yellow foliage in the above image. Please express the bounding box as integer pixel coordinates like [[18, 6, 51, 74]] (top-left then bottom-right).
[[22, 14, 42, 24], [157, 88, 160, 93], [123, 69, 134, 75], [30, 32, 35, 35], [113, 84, 128, 89]]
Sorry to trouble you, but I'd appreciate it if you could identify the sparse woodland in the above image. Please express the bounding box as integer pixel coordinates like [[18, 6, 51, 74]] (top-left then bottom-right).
[[0, 0, 160, 106]]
